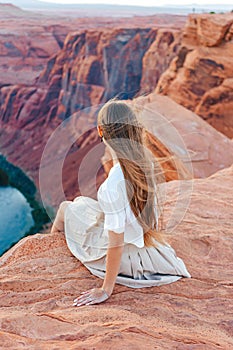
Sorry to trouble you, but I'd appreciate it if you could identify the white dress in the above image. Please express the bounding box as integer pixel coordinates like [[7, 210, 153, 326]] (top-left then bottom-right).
[[64, 162, 191, 288]]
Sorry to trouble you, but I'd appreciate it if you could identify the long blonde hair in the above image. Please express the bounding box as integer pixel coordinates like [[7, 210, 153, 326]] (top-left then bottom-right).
[[97, 99, 166, 247]]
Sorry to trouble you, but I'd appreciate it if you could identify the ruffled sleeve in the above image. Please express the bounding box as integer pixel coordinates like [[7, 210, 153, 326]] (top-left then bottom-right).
[[97, 183, 127, 234]]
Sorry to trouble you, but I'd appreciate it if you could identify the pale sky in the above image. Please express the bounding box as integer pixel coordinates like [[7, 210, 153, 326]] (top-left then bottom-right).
[[38, 0, 233, 6]]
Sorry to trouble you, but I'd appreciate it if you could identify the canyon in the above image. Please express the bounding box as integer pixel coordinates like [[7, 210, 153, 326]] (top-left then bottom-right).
[[1, 7, 233, 208], [0, 163, 232, 349], [0, 3, 185, 86], [0, 4, 187, 207], [0, 7, 233, 349]]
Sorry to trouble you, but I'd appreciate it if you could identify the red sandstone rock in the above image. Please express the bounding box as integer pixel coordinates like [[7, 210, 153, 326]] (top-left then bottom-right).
[[43, 27, 158, 120], [0, 21, 184, 126], [53, 26, 183, 120], [0, 3, 185, 86], [1, 11, 232, 208], [0, 22, 186, 208], [140, 29, 182, 94], [156, 13, 233, 138], [0, 163, 232, 349], [187, 13, 233, 47], [195, 78, 233, 136]]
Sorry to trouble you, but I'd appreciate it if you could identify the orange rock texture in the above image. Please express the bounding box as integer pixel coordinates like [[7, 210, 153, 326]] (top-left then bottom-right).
[[1, 9, 233, 348], [0, 163, 232, 349], [0, 4, 185, 86], [140, 29, 182, 94], [3, 10, 233, 206], [0, 18, 185, 206], [156, 13, 233, 138], [39, 26, 182, 120]]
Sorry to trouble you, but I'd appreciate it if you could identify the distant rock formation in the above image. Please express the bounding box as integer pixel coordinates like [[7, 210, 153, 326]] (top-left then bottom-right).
[[38, 26, 181, 120], [0, 4, 64, 85], [0, 5, 185, 86], [0, 163, 232, 349], [0, 12, 233, 346], [1, 13, 233, 208], [0, 25, 182, 126], [0, 25, 184, 207], [156, 13, 233, 138], [0, 3, 25, 15], [140, 29, 182, 94]]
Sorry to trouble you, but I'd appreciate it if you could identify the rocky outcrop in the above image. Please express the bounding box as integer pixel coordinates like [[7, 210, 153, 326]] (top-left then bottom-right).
[[156, 13, 233, 138], [183, 13, 233, 47], [39, 28, 158, 120], [140, 29, 182, 94], [0, 3, 185, 87], [0, 25, 183, 127], [53, 27, 183, 118], [1, 5, 163, 86], [0, 163, 232, 349]]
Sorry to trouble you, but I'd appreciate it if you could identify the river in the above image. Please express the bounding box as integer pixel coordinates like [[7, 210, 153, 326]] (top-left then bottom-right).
[[0, 186, 34, 256]]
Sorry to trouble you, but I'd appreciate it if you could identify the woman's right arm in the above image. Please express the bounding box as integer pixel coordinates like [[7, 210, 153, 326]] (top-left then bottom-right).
[[73, 230, 124, 307], [101, 230, 124, 296]]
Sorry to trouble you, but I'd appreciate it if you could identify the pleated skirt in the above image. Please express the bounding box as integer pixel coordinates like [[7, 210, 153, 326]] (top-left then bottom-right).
[[64, 196, 191, 288]]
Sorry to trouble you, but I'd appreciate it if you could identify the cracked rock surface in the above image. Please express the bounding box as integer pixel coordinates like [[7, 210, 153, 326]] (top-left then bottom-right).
[[0, 164, 232, 349]]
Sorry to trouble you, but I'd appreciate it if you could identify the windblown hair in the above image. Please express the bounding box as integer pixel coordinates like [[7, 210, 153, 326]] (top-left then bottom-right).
[[97, 99, 167, 247]]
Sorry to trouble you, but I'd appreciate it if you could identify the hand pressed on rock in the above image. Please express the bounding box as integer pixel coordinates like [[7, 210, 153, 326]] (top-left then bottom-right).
[[73, 288, 110, 307]]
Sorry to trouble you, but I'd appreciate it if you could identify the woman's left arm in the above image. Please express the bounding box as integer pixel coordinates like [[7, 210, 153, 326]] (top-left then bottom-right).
[[73, 230, 124, 307]]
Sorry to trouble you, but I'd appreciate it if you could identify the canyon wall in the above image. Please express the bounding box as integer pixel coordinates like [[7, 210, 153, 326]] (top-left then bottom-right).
[[0, 4, 184, 86], [0, 10, 233, 348], [1, 10, 233, 209], [139, 29, 182, 94], [0, 22, 184, 207], [156, 13, 233, 138], [37, 26, 182, 120]]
